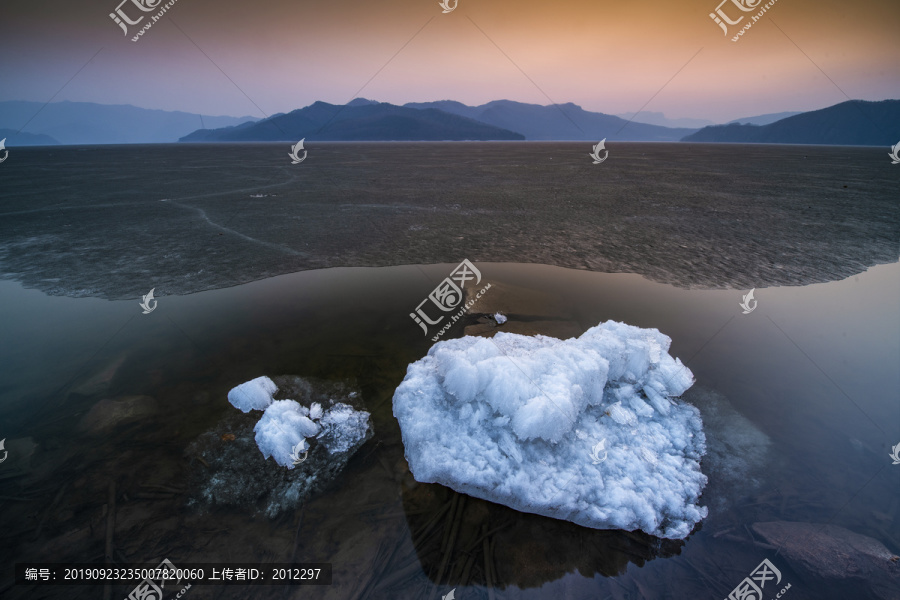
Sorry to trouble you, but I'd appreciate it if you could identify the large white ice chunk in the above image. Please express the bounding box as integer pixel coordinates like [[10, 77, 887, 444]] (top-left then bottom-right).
[[228, 376, 278, 413], [393, 320, 708, 539]]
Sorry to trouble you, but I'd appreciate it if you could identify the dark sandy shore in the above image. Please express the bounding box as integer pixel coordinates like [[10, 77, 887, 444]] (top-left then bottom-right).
[[0, 142, 896, 299]]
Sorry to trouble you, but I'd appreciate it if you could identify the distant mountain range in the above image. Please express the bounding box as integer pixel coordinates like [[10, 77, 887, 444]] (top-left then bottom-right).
[[1, 98, 895, 145], [0, 128, 59, 146], [683, 100, 899, 145], [401, 100, 696, 141], [0, 100, 258, 145], [182, 99, 696, 142], [726, 111, 802, 126], [616, 111, 715, 129], [180, 100, 525, 142]]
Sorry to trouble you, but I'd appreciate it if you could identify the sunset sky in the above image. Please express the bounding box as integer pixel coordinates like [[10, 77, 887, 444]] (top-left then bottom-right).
[[0, 0, 897, 123]]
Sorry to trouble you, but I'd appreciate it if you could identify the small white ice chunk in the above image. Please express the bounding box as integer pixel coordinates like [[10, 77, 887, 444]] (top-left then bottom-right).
[[494, 313, 508, 324], [254, 400, 320, 468], [309, 402, 324, 420], [227, 377, 372, 472], [228, 376, 278, 413], [393, 320, 707, 539], [316, 403, 371, 455]]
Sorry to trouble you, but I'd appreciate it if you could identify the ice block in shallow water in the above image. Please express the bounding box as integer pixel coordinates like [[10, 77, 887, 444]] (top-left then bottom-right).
[[392, 320, 708, 540], [227, 376, 278, 413]]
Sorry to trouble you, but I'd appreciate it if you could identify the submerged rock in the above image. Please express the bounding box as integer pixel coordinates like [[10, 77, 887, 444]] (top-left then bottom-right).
[[684, 387, 771, 513], [0, 437, 38, 481], [752, 521, 900, 599], [393, 320, 707, 539], [77, 395, 158, 435], [186, 376, 373, 518], [70, 355, 127, 397]]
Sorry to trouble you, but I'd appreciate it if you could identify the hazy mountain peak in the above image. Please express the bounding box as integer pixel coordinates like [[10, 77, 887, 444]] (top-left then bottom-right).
[[617, 111, 716, 129], [346, 98, 379, 107], [403, 99, 695, 141], [683, 99, 900, 145], [0, 100, 258, 144], [180, 100, 526, 142], [726, 111, 802, 126]]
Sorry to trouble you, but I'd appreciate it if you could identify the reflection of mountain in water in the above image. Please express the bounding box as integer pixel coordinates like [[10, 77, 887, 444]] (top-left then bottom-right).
[[400, 482, 687, 590]]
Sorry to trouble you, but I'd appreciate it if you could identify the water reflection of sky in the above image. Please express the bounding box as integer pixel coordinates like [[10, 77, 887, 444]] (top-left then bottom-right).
[[0, 261, 897, 597]]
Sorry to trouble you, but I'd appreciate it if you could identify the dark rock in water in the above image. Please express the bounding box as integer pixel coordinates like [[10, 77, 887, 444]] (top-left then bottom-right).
[[185, 376, 373, 518], [77, 395, 158, 435], [752, 521, 900, 599], [0, 437, 38, 481], [70, 355, 127, 397], [270, 375, 364, 411]]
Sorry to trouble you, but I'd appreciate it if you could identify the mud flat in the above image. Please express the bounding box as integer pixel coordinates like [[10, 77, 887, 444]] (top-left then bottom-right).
[[0, 142, 896, 299]]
